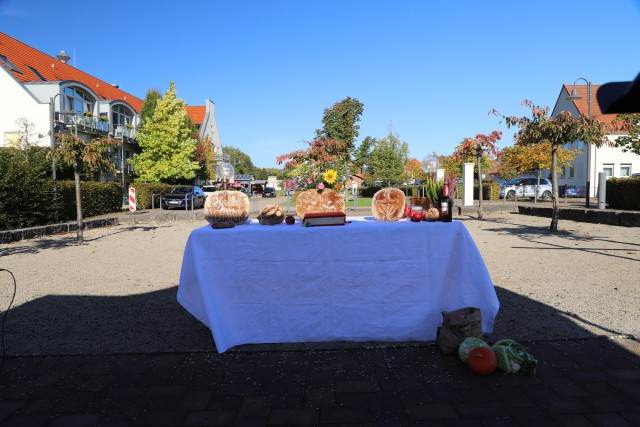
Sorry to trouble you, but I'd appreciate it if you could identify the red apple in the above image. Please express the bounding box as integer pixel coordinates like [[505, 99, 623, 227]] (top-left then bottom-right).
[[403, 204, 412, 218], [410, 211, 424, 222], [285, 215, 295, 225]]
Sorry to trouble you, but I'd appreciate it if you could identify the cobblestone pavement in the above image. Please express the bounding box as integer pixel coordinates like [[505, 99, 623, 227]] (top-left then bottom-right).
[[1, 337, 639, 426]]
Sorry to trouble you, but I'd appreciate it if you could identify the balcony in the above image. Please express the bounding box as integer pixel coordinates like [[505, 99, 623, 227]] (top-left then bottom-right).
[[54, 113, 137, 140]]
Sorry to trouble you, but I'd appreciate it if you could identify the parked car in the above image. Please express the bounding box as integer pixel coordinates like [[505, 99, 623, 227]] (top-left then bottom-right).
[[499, 177, 552, 200], [632, 172, 640, 177], [162, 186, 206, 209], [559, 184, 585, 198], [201, 185, 217, 198], [262, 187, 276, 198]]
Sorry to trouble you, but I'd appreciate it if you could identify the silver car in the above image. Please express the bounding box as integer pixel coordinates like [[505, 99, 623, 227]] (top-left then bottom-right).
[[499, 177, 552, 200]]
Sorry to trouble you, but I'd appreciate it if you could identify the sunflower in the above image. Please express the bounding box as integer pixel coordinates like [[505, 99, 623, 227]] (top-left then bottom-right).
[[323, 169, 338, 185]]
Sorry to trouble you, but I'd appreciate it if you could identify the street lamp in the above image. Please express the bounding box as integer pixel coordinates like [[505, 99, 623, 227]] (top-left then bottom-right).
[[567, 77, 592, 208]]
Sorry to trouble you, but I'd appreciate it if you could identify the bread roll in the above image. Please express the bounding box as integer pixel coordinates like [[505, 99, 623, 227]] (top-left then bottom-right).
[[371, 188, 405, 221], [295, 189, 345, 218], [257, 204, 285, 225], [204, 190, 250, 227]]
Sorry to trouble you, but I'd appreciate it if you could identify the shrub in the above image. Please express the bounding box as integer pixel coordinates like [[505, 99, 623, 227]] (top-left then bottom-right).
[[57, 181, 122, 220], [0, 147, 56, 230], [131, 182, 173, 209], [607, 177, 640, 210]]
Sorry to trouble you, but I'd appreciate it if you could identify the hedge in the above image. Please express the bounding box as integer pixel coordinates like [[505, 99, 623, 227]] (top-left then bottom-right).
[[129, 182, 173, 210], [607, 177, 640, 210]]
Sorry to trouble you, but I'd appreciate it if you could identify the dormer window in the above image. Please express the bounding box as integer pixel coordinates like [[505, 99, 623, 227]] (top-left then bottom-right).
[[112, 105, 134, 127], [28, 65, 46, 81], [63, 86, 94, 116], [0, 54, 21, 74]]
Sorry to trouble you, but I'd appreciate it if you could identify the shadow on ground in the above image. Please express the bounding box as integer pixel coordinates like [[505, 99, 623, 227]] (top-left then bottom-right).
[[3, 282, 637, 357]]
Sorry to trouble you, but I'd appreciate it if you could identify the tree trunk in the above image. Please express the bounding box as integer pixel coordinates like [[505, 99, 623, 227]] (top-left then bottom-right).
[[549, 144, 559, 232], [74, 168, 84, 244], [477, 154, 483, 219], [534, 170, 540, 204]]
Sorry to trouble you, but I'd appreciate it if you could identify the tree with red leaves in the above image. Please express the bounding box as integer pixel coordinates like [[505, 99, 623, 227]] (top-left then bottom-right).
[[453, 131, 502, 219]]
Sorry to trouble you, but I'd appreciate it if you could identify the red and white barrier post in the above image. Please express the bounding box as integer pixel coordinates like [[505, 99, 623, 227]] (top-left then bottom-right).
[[129, 187, 136, 212]]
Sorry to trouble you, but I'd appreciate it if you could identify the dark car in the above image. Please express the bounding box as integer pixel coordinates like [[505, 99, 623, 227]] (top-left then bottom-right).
[[162, 186, 206, 209], [262, 187, 276, 198], [559, 185, 585, 198]]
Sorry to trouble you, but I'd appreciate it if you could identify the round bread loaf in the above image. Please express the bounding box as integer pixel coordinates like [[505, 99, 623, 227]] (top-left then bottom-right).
[[371, 188, 405, 221], [257, 204, 285, 225], [204, 190, 250, 227], [424, 207, 440, 222], [295, 189, 345, 218]]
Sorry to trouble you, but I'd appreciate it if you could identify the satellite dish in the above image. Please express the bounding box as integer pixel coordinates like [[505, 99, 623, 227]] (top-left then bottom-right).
[[421, 156, 439, 174]]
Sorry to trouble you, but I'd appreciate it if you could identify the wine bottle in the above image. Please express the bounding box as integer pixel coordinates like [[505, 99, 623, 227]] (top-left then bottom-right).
[[440, 182, 453, 222]]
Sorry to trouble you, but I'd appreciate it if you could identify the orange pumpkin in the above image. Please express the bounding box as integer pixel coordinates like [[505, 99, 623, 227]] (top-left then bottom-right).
[[467, 347, 498, 375]]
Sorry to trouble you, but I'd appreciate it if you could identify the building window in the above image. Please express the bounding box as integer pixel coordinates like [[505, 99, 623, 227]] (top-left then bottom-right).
[[568, 165, 575, 178], [559, 167, 565, 179], [112, 105, 134, 128], [603, 164, 614, 178], [63, 86, 94, 116], [620, 164, 631, 177], [0, 54, 21, 74], [27, 65, 46, 81]]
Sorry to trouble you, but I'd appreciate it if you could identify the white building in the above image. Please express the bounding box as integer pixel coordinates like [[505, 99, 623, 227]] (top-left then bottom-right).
[[552, 83, 639, 198], [0, 31, 224, 192]]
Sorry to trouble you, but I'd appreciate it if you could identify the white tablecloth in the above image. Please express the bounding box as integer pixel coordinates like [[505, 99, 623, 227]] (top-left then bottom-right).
[[177, 217, 499, 352]]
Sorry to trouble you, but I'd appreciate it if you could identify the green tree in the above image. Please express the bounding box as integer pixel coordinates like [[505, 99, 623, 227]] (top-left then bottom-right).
[[353, 136, 374, 177], [493, 101, 609, 231], [129, 82, 199, 184], [499, 141, 580, 201], [222, 146, 256, 176], [315, 96, 364, 160], [613, 113, 640, 155], [368, 132, 409, 185], [139, 88, 162, 127], [49, 133, 120, 244]]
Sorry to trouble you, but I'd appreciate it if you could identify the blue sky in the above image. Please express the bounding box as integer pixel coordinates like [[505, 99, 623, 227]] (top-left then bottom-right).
[[2, 0, 639, 168]]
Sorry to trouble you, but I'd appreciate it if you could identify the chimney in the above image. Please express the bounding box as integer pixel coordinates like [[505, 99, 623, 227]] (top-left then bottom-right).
[[56, 50, 70, 63]]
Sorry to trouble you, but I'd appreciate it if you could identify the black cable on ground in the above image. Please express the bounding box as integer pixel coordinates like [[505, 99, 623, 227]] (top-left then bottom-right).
[[0, 268, 16, 376]]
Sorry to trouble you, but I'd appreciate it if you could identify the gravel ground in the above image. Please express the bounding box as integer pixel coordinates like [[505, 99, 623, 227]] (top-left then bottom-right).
[[0, 212, 638, 356]]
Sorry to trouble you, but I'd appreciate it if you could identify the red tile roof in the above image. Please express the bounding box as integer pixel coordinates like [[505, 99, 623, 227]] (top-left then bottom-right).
[[0, 32, 143, 112], [185, 106, 206, 125], [563, 84, 620, 128]]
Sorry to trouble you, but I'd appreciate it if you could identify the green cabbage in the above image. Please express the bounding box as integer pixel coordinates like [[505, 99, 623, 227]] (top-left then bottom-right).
[[458, 337, 489, 362]]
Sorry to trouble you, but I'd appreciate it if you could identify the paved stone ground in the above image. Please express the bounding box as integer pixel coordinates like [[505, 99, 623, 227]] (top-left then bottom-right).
[[0, 337, 639, 426]]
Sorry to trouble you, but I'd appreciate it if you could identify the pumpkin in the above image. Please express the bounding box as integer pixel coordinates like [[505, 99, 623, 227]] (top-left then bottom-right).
[[467, 347, 498, 375]]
